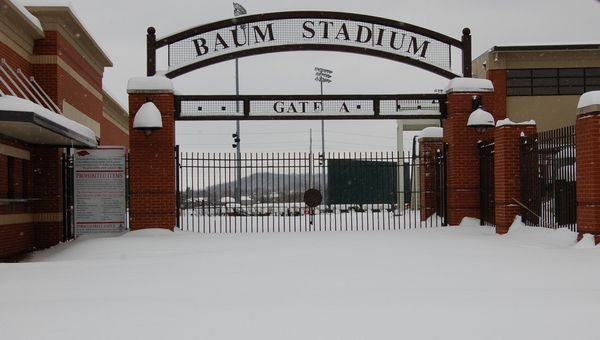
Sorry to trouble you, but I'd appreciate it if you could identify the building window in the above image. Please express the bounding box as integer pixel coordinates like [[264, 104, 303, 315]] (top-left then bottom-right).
[[507, 67, 600, 96]]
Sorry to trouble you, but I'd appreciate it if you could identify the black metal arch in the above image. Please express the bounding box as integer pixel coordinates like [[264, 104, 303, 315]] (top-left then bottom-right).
[[146, 11, 472, 79]]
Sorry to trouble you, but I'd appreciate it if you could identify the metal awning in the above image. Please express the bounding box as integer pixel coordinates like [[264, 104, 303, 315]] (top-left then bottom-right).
[[0, 96, 97, 148]]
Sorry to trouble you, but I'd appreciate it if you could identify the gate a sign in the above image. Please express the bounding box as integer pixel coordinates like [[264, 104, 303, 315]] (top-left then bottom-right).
[[74, 146, 127, 236], [128, 10, 474, 230], [147, 11, 471, 121]]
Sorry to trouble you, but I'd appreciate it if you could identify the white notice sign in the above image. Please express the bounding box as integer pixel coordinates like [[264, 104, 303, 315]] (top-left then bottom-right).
[[74, 146, 127, 235]]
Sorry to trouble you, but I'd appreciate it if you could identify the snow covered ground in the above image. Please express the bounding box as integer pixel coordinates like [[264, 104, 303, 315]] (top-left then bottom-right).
[[1, 218, 599, 339]]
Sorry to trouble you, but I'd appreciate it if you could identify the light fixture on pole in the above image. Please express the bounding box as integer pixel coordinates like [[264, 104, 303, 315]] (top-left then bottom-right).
[[233, 2, 247, 203], [467, 107, 495, 133], [314, 66, 332, 160], [314, 67, 332, 205], [467, 96, 494, 133], [133, 98, 162, 136]]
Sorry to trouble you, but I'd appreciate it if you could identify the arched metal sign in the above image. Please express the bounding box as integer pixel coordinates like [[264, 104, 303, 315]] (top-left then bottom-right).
[[147, 11, 472, 79]]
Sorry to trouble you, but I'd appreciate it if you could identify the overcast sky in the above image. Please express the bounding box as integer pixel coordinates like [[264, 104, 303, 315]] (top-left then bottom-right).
[[24, 0, 600, 153]]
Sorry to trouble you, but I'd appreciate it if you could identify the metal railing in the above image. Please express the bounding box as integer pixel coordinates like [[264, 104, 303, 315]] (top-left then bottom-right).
[[520, 126, 576, 231], [176, 150, 446, 233], [479, 141, 495, 226]]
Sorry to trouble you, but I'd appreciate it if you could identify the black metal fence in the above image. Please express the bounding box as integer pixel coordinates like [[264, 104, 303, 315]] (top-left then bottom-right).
[[176, 150, 446, 233], [520, 126, 576, 231], [435, 145, 448, 224], [479, 141, 495, 226], [62, 149, 75, 241]]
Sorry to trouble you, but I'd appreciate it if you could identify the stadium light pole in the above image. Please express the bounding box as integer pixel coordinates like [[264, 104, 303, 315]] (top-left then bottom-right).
[[314, 67, 332, 204], [233, 2, 247, 203], [314, 67, 332, 162]]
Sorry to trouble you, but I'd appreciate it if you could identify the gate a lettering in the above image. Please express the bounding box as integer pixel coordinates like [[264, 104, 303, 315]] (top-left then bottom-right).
[[339, 102, 350, 112], [273, 101, 323, 113]]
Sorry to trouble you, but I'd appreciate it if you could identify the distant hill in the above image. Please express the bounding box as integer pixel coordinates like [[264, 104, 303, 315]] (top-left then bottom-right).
[[185, 172, 327, 203]]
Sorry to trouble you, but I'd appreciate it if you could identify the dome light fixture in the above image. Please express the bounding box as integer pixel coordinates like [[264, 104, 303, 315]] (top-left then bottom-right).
[[133, 99, 163, 135], [467, 107, 495, 133]]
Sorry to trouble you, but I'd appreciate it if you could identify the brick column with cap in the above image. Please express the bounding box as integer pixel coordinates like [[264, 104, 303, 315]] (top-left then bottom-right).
[[576, 91, 600, 244], [443, 78, 498, 225], [128, 76, 176, 231], [418, 128, 443, 222], [493, 121, 537, 234]]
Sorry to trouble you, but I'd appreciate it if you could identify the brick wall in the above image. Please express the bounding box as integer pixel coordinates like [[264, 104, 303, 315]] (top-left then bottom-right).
[[444, 91, 497, 225], [0, 154, 6, 197], [576, 112, 600, 244], [100, 116, 129, 148], [487, 70, 507, 119], [0, 41, 34, 95], [128, 93, 176, 230], [0, 38, 36, 259], [34, 31, 103, 123], [30, 148, 64, 248], [1, 9, 130, 259], [0, 224, 35, 260], [494, 124, 537, 234], [419, 139, 443, 221]]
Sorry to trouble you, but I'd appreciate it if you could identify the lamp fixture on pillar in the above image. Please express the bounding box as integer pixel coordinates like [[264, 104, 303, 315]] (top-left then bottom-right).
[[133, 98, 163, 135], [467, 107, 495, 133]]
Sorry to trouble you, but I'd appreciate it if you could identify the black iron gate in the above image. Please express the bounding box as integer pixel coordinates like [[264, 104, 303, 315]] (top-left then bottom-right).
[[479, 141, 495, 226], [176, 150, 446, 233], [435, 144, 448, 225], [62, 149, 75, 241], [520, 126, 576, 231]]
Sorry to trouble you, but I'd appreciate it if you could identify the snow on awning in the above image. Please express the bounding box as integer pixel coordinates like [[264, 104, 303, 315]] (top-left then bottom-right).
[[0, 95, 97, 148]]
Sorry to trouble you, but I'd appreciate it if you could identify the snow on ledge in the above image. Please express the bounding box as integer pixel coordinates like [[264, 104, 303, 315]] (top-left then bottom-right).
[[577, 91, 600, 115], [418, 127, 443, 140], [127, 76, 174, 93], [574, 233, 596, 249], [496, 118, 536, 127], [0, 95, 97, 145], [8, 0, 44, 35], [444, 78, 494, 94]]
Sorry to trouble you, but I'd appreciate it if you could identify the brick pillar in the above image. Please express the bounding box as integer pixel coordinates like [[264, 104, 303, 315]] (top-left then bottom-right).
[[128, 77, 176, 231], [487, 70, 507, 119], [419, 136, 443, 221], [576, 92, 600, 244], [443, 78, 498, 225], [494, 123, 537, 234]]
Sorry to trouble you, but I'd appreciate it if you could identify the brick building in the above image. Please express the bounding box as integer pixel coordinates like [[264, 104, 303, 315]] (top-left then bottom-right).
[[472, 44, 600, 131], [0, 1, 128, 260]]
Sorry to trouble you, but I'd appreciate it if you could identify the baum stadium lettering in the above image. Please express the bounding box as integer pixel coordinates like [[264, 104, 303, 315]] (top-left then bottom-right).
[[192, 20, 430, 59]]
